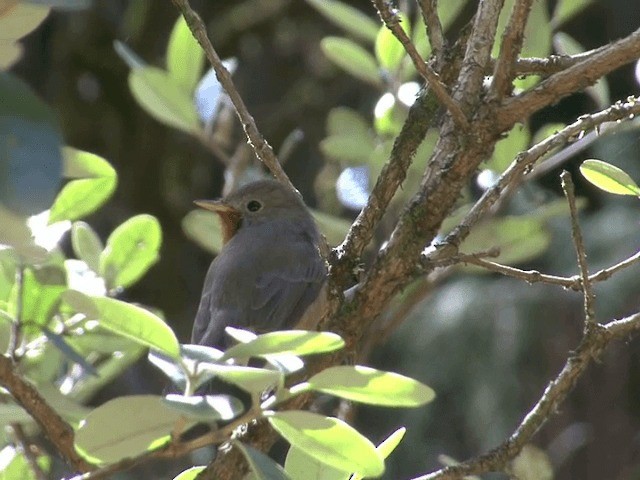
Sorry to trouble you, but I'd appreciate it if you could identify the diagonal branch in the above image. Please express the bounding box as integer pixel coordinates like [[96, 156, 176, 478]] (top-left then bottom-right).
[[372, 0, 469, 129], [0, 355, 92, 473], [170, 0, 294, 192], [417, 0, 445, 61], [497, 26, 640, 131], [490, 0, 534, 98], [412, 311, 640, 480]]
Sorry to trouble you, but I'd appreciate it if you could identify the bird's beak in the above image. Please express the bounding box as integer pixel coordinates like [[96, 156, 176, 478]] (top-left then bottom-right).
[[194, 199, 236, 214]]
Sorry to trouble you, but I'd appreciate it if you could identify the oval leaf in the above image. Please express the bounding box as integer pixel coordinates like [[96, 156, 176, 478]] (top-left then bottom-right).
[[320, 37, 380, 86], [268, 411, 384, 478], [374, 13, 409, 71], [71, 221, 103, 272], [306, 0, 379, 43], [167, 15, 205, 92], [182, 208, 223, 254], [304, 365, 435, 407], [75, 395, 187, 465], [351, 428, 406, 480], [197, 363, 283, 394], [173, 466, 206, 480], [285, 446, 350, 480], [163, 394, 243, 422], [89, 295, 179, 358], [129, 66, 201, 134], [222, 331, 345, 361], [99, 214, 162, 289], [580, 159, 640, 196], [235, 441, 291, 480]]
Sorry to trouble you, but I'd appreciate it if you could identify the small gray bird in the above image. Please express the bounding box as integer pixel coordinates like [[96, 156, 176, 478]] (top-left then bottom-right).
[[192, 179, 327, 350]]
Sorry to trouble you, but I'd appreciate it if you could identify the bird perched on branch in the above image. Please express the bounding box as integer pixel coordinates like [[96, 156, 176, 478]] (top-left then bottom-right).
[[192, 179, 327, 350]]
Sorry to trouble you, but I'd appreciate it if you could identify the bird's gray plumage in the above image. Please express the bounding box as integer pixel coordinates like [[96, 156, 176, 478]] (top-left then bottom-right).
[[191, 180, 326, 350]]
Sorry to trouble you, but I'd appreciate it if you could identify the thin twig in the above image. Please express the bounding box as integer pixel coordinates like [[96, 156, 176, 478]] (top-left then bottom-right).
[[442, 97, 640, 251], [170, 0, 294, 192], [412, 311, 640, 480], [490, 0, 534, 99], [510, 47, 608, 77], [417, 0, 445, 62], [9, 423, 47, 480], [372, 0, 469, 129], [560, 171, 596, 323], [0, 355, 92, 473]]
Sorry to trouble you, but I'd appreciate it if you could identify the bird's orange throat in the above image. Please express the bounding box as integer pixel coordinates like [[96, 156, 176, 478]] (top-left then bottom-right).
[[217, 209, 243, 245]]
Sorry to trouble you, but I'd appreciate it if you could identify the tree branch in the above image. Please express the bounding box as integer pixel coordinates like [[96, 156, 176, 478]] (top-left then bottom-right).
[[417, 0, 444, 61], [490, 0, 534, 98], [0, 355, 92, 473]]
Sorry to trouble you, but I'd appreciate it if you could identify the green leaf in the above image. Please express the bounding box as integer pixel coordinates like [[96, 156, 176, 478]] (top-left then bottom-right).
[[0, 446, 50, 480], [129, 66, 201, 134], [99, 214, 162, 289], [268, 411, 384, 478], [461, 216, 551, 266], [163, 394, 243, 421], [375, 13, 409, 71], [71, 221, 103, 272], [285, 447, 350, 480], [67, 292, 180, 358], [20, 265, 66, 330], [319, 135, 375, 166], [351, 428, 406, 480], [552, 0, 593, 26], [222, 331, 345, 361], [486, 124, 531, 173], [300, 365, 435, 407], [320, 37, 381, 86], [580, 159, 640, 196], [172, 466, 206, 480], [167, 16, 205, 92], [74, 395, 189, 465], [306, 0, 379, 43], [236, 441, 292, 480], [182, 208, 223, 254], [49, 149, 117, 223], [196, 363, 283, 394], [326, 107, 370, 137]]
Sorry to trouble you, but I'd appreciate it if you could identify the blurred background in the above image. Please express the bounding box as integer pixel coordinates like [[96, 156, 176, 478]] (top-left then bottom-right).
[[4, 0, 640, 478]]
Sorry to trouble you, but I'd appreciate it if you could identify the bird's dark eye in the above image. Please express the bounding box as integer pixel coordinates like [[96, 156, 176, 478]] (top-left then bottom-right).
[[246, 200, 262, 212]]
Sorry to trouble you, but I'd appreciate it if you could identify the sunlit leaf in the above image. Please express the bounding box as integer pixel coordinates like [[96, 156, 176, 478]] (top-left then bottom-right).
[[285, 446, 349, 480], [172, 466, 206, 480], [71, 221, 103, 272], [222, 331, 345, 361], [375, 12, 409, 71], [320, 37, 381, 86], [580, 159, 640, 196], [351, 428, 406, 480], [167, 15, 205, 92], [99, 214, 162, 289], [182, 208, 222, 254], [268, 411, 384, 478], [300, 365, 435, 407], [163, 394, 243, 422], [552, 0, 593, 26], [196, 363, 283, 394], [306, 0, 379, 43], [74, 395, 189, 465], [129, 66, 201, 134]]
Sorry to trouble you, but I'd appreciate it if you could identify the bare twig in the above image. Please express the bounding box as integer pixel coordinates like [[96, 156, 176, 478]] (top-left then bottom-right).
[[0, 355, 92, 473], [372, 0, 469, 129], [170, 0, 294, 192], [412, 311, 640, 480], [510, 47, 608, 77], [443, 97, 640, 251], [9, 423, 47, 480], [417, 0, 445, 63], [490, 0, 534, 99], [560, 171, 596, 323]]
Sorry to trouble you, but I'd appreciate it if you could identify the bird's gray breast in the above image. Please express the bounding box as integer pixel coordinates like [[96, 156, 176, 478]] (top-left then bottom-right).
[[191, 220, 326, 349]]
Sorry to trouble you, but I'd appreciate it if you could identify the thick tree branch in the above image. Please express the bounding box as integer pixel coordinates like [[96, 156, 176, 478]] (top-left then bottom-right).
[[0, 355, 92, 473], [498, 26, 640, 131]]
